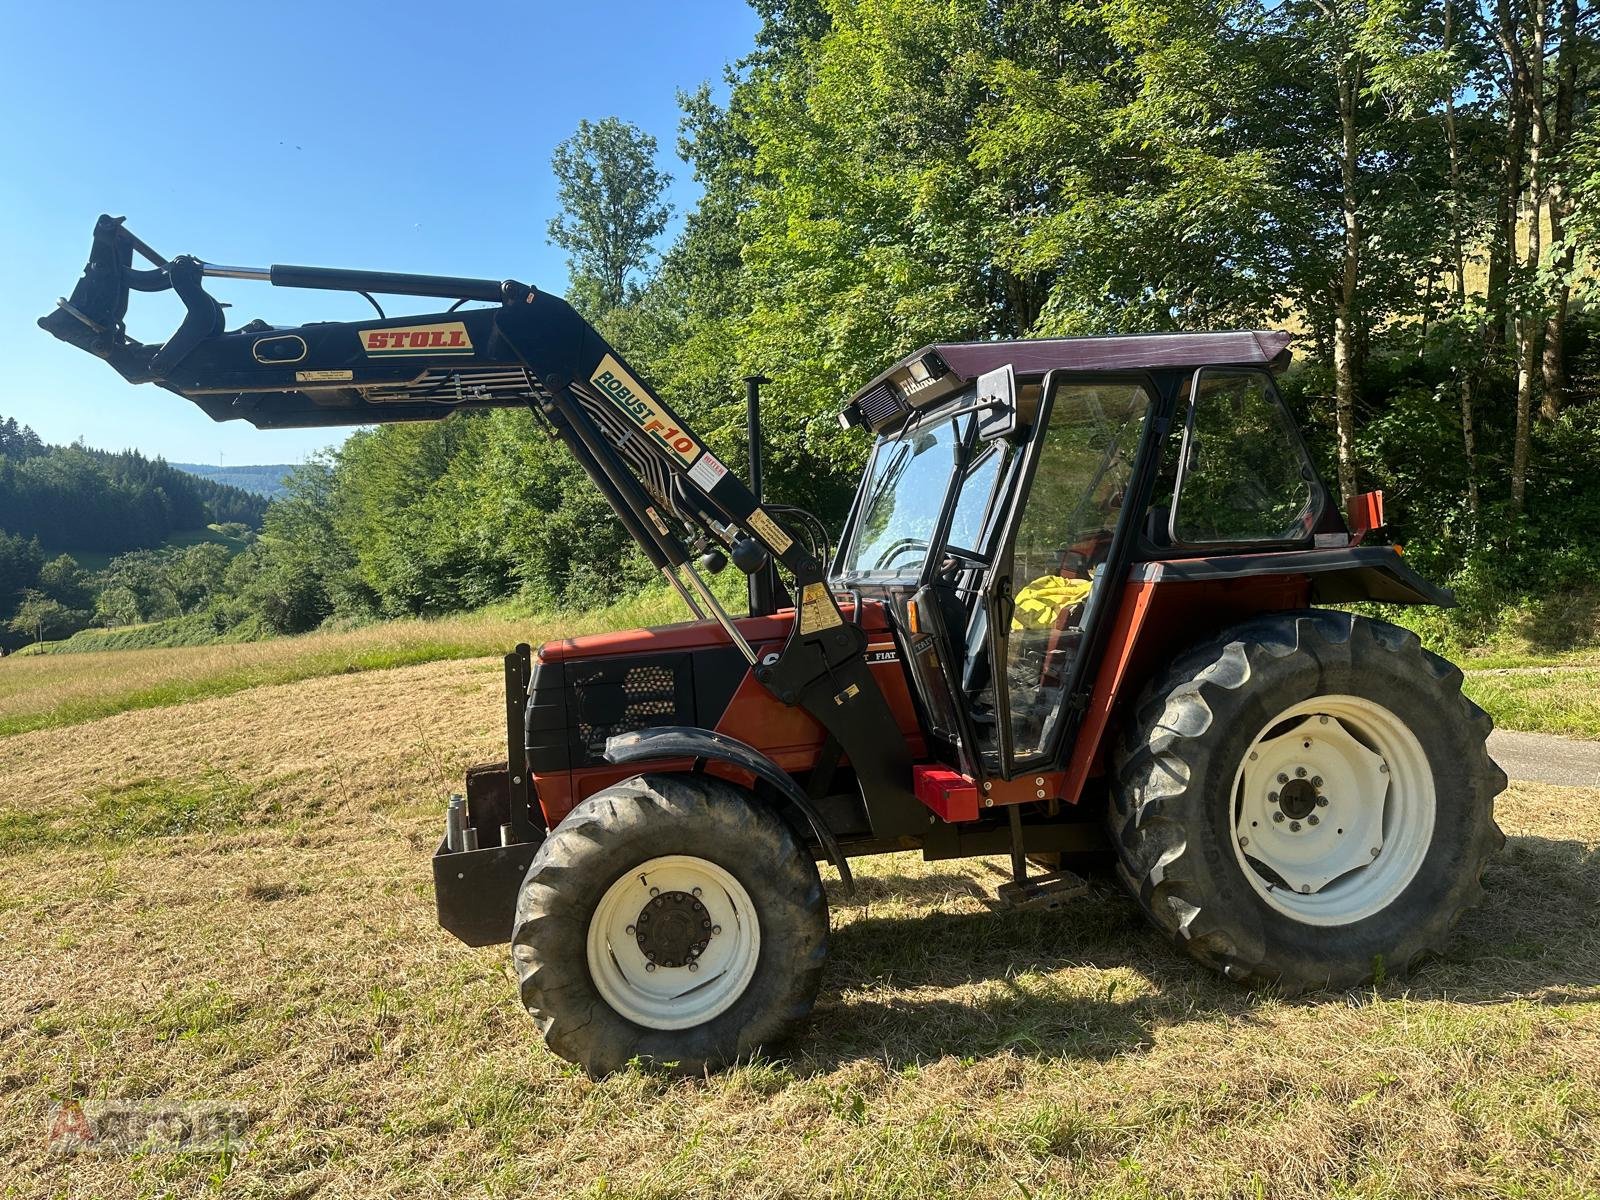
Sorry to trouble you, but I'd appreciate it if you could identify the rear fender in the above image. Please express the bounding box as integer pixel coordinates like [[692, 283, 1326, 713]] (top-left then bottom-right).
[[604, 727, 854, 893]]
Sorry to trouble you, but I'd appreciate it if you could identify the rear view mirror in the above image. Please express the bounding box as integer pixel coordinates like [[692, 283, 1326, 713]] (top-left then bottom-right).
[[976, 364, 1018, 441]]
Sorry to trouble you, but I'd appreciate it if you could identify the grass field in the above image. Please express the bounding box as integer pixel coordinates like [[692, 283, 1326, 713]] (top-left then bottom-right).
[[44, 523, 256, 577], [0, 590, 685, 738], [2, 655, 1597, 1197]]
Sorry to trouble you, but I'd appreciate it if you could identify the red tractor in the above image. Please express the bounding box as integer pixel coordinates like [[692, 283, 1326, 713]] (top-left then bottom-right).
[[45, 216, 1505, 1074]]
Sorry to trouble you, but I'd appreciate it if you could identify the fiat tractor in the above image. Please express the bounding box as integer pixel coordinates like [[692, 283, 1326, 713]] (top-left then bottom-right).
[[42, 215, 1504, 1074]]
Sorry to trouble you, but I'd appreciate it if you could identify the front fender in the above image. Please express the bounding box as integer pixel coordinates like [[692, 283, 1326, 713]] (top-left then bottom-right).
[[603, 726, 854, 893]]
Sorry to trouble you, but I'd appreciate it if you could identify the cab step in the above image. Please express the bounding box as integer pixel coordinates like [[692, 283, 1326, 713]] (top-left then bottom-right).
[[997, 869, 1089, 911]]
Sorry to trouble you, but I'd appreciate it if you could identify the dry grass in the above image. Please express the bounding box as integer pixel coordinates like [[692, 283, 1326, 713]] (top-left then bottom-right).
[[2, 659, 1598, 1197]]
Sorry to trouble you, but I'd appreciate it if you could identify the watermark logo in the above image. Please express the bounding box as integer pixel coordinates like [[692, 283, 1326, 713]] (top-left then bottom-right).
[[46, 1101, 249, 1156]]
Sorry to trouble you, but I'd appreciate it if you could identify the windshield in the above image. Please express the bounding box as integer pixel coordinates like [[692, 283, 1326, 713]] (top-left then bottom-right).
[[841, 414, 966, 577]]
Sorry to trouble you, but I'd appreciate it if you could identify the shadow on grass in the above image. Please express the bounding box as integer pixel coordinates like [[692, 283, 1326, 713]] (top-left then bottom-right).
[[794, 830, 1600, 1071], [1512, 589, 1600, 655]]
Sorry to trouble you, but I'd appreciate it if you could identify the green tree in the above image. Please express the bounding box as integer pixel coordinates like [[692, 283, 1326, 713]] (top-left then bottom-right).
[[0, 530, 43, 605], [547, 117, 673, 311], [37, 554, 92, 610], [7, 590, 78, 644]]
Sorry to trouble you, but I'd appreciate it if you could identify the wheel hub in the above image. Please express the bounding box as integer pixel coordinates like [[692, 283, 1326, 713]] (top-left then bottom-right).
[[585, 855, 762, 1030], [634, 890, 714, 968], [1277, 777, 1320, 820], [1236, 712, 1391, 895]]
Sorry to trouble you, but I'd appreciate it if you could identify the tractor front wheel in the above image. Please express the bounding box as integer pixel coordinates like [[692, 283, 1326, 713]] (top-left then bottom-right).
[[1112, 610, 1505, 992], [511, 773, 828, 1075]]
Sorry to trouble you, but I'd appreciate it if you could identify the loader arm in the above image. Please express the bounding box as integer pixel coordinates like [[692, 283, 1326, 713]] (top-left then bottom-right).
[[40, 215, 912, 803]]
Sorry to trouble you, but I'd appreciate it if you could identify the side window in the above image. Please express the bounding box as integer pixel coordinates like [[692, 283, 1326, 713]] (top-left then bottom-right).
[[1172, 370, 1318, 545]]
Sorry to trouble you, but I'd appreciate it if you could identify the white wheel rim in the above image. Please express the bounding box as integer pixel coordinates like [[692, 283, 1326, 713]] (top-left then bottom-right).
[[585, 855, 761, 1030], [1230, 695, 1435, 926]]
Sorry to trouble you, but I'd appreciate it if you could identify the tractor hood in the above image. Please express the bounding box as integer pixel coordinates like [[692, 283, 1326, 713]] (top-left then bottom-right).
[[537, 599, 893, 663]]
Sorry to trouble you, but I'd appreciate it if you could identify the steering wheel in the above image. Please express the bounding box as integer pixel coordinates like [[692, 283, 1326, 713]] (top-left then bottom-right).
[[936, 544, 990, 579], [873, 537, 929, 570]]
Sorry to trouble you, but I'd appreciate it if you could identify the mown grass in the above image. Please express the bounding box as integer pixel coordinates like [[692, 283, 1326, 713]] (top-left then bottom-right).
[[1, 660, 1596, 1197], [0, 774, 258, 855], [0, 586, 691, 738]]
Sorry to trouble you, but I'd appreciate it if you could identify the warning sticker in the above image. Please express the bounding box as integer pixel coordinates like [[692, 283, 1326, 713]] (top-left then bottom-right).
[[798, 582, 844, 634], [746, 507, 793, 555], [688, 452, 728, 492], [296, 369, 353, 383]]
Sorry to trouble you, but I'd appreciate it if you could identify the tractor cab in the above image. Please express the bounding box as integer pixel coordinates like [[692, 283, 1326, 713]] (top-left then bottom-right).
[[833, 333, 1340, 786]]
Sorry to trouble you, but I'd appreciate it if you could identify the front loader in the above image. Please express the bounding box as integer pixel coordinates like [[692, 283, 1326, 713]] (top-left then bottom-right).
[[43, 215, 1505, 1074]]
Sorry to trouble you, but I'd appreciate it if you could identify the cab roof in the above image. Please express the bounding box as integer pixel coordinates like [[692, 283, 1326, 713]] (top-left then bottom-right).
[[842, 330, 1293, 434]]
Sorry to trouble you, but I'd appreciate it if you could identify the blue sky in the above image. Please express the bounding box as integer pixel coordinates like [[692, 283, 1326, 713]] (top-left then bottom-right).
[[0, 0, 761, 465]]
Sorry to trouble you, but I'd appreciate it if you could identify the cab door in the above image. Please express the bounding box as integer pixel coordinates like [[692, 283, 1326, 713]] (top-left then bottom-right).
[[980, 372, 1162, 780]]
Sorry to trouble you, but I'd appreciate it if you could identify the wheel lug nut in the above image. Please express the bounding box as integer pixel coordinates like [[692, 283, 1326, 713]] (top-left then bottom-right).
[[1295, 767, 1307, 778], [702, 920, 712, 929], [1273, 812, 1285, 823], [645, 962, 656, 972], [1317, 796, 1328, 807], [692, 887, 702, 897], [1289, 821, 1301, 832], [712, 925, 722, 935], [1311, 776, 1323, 788], [1277, 773, 1289, 785], [688, 962, 699, 972], [1370, 846, 1381, 857], [1308, 815, 1319, 826], [649, 887, 660, 896], [1300, 884, 1311, 893], [625, 925, 635, 935], [1239, 836, 1250, 847]]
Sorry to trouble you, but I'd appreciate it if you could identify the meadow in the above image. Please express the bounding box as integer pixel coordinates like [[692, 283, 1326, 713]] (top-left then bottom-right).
[[2, 601, 1597, 1196]]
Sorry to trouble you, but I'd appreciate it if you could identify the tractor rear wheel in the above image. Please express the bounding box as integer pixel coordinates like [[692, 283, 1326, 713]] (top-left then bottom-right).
[[511, 773, 828, 1075], [1112, 610, 1505, 992]]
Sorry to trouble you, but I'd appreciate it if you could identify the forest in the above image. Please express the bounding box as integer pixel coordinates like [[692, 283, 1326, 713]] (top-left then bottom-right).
[[0, 416, 267, 650], [10, 0, 1600, 650]]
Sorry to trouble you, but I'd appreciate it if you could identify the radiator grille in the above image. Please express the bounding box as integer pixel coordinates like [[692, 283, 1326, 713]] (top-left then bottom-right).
[[571, 659, 689, 759]]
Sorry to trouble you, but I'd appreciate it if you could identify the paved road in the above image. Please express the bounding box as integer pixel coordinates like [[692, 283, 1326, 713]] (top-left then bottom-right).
[[1488, 729, 1600, 788]]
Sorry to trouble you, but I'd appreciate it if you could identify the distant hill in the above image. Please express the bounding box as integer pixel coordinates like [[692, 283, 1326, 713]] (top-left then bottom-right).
[[171, 463, 296, 499], [0, 415, 269, 552]]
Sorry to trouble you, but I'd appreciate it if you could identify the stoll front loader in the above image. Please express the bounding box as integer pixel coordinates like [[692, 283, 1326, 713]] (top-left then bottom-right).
[[43, 215, 1504, 1074]]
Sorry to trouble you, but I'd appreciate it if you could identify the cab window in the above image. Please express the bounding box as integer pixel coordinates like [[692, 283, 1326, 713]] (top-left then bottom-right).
[[1171, 370, 1318, 545], [999, 380, 1152, 761], [842, 415, 964, 577]]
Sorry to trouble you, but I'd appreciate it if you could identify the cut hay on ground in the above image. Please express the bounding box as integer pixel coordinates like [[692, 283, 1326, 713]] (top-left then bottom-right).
[[2, 659, 1597, 1197]]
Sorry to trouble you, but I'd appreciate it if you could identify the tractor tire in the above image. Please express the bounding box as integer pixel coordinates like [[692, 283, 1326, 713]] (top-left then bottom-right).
[[1112, 610, 1505, 992], [511, 773, 828, 1075]]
